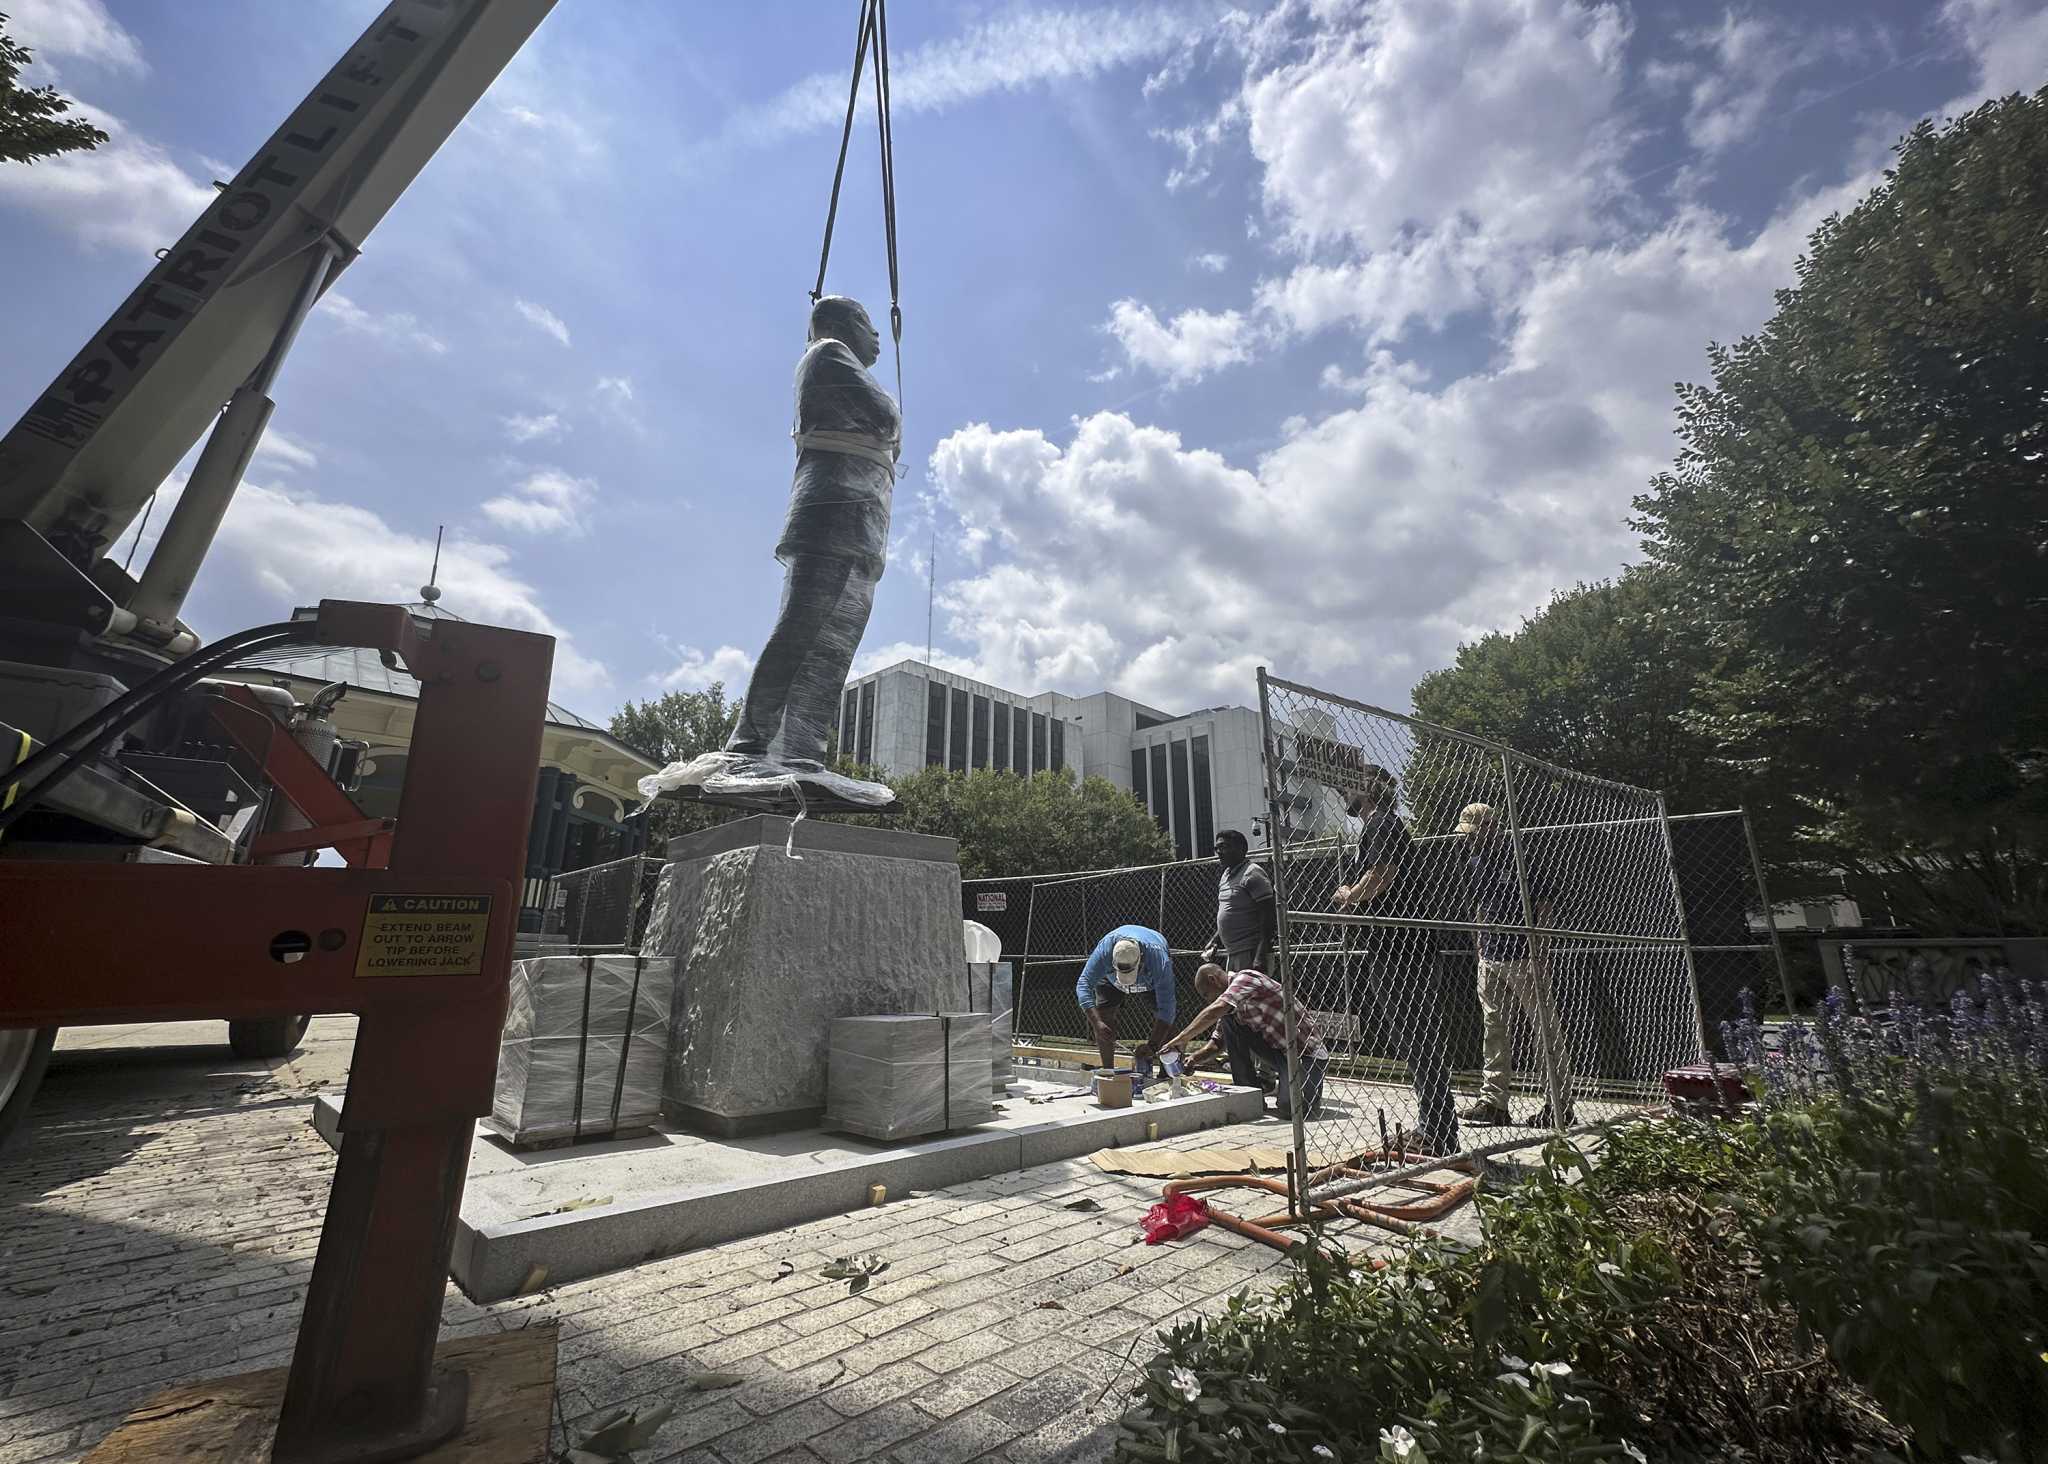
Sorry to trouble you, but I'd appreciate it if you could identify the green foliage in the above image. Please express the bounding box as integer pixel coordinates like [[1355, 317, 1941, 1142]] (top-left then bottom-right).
[[1, 14, 108, 165], [837, 765, 1171, 879], [1631, 89, 2048, 934], [1410, 570, 1735, 820], [608, 684, 736, 846], [1117, 1142, 1664, 1463], [1725, 988, 2048, 1460]]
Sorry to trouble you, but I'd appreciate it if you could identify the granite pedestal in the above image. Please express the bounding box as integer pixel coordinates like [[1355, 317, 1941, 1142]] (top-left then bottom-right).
[[645, 815, 963, 1137]]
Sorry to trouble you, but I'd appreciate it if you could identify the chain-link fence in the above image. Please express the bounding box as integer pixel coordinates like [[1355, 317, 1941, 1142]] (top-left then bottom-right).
[[1258, 670, 1711, 1196], [515, 854, 666, 956]]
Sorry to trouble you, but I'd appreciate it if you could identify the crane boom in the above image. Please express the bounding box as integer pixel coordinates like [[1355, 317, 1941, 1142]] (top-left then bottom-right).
[[0, 0, 556, 568]]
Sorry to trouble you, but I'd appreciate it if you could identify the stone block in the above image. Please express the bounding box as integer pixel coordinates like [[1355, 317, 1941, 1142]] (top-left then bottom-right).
[[824, 1014, 994, 1141], [648, 816, 963, 1135]]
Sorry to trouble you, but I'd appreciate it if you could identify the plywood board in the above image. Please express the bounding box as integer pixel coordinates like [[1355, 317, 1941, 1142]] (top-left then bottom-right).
[[83, 1324, 556, 1463], [1089, 1145, 1366, 1177]]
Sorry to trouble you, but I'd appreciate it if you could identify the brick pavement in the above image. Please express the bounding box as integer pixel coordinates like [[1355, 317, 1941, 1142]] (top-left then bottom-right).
[[0, 1022, 1345, 1464]]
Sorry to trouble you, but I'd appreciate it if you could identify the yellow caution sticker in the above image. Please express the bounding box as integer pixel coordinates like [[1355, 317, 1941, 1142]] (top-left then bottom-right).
[[355, 893, 493, 978]]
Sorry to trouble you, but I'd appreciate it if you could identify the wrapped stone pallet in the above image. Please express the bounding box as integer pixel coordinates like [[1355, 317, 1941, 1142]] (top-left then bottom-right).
[[489, 953, 672, 1147], [823, 1013, 994, 1142], [965, 960, 1014, 1092]]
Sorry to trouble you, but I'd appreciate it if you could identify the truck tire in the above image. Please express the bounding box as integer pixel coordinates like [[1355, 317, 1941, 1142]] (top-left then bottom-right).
[[0, 1027, 57, 1150], [228, 1015, 311, 1059]]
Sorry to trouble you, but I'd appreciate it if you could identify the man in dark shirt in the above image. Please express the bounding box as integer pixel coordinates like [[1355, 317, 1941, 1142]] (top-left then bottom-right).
[[1332, 768, 1458, 1154], [1459, 802, 1571, 1127], [1203, 829, 1276, 973]]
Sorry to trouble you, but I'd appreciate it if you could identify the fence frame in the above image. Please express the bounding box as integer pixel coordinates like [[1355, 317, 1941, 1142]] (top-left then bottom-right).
[[1256, 667, 1715, 1216]]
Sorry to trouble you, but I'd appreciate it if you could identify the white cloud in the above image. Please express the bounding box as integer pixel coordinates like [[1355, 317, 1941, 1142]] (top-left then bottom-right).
[[653, 645, 756, 693], [1189, 252, 1230, 273], [317, 292, 449, 355], [0, 105, 211, 254], [1254, 226, 1494, 345], [253, 429, 318, 474], [503, 412, 567, 444], [1943, 0, 2048, 101], [514, 298, 572, 347], [1666, 11, 1864, 155], [595, 375, 635, 404], [7, 0, 144, 74], [481, 468, 596, 536], [932, 174, 1872, 711], [719, 4, 1217, 150], [1104, 300, 1260, 384], [1242, 0, 1633, 250], [133, 477, 607, 698]]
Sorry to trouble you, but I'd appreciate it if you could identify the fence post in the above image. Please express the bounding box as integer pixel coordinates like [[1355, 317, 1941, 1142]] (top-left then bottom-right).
[[1257, 668, 1308, 1218], [1497, 752, 1570, 1128], [1740, 805, 1799, 1017], [1656, 793, 1713, 1063], [1156, 866, 1166, 938]]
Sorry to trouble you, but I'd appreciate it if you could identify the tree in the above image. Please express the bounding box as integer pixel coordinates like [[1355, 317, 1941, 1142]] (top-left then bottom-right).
[[1411, 568, 1738, 815], [834, 767, 1172, 880], [1, 14, 108, 165], [1633, 89, 2048, 934], [609, 685, 736, 847]]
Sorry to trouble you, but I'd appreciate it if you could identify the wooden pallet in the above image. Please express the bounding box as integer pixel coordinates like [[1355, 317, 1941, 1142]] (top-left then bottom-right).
[[83, 1324, 556, 1462]]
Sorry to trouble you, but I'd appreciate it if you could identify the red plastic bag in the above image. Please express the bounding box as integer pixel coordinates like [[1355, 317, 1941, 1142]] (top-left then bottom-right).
[[1140, 1193, 1211, 1245]]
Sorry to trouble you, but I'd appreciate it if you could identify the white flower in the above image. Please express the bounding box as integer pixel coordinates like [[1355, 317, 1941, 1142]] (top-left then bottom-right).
[[1413, 1277, 1437, 1293], [1596, 1261, 1622, 1277], [1380, 1424, 1421, 1460], [1499, 1353, 1530, 1372], [1313, 1447, 1337, 1460], [1497, 1372, 1533, 1389], [1269, 1421, 1289, 1435], [1167, 1366, 1201, 1403], [1621, 1443, 1648, 1464], [1227, 1427, 1243, 1440], [1537, 1361, 1573, 1378]]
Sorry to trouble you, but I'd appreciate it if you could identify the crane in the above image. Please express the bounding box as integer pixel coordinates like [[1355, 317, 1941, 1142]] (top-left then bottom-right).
[[0, 0, 555, 1139], [0, 4, 566, 1459]]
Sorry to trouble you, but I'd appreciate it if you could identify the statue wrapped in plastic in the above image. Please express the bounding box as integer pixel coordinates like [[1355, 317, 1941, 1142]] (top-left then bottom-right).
[[640, 296, 900, 815]]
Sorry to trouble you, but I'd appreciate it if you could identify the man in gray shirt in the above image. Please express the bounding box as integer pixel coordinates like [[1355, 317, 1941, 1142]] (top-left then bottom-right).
[[1203, 829, 1276, 973]]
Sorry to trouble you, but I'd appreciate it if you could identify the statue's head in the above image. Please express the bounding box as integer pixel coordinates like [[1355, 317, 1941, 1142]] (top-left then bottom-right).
[[810, 295, 881, 367]]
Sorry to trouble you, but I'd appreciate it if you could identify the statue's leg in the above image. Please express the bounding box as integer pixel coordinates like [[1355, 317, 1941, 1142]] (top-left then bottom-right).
[[778, 565, 878, 767], [726, 556, 857, 756]]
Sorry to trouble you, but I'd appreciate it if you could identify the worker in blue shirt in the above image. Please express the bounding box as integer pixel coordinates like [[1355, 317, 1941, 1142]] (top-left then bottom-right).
[[1075, 924, 1177, 1071]]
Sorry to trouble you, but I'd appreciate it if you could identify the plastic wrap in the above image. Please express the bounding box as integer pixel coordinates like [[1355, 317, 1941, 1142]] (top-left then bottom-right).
[[489, 954, 672, 1147], [965, 959, 1015, 1092], [637, 750, 895, 815], [823, 1013, 994, 1142]]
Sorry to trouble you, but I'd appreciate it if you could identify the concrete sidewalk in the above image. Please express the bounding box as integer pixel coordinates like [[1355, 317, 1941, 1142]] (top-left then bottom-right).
[[0, 1021, 1334, 1464]]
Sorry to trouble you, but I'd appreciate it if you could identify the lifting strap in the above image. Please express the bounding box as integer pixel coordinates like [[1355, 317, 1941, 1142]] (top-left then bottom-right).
[[810, 0, 903, 415]]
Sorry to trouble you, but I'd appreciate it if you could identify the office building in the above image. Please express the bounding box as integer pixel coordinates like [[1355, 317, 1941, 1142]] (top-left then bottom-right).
[[840, 661, 1343, 857]]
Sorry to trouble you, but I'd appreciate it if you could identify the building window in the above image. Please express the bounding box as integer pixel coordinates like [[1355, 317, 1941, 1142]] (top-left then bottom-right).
[[950, 687, 969, 770], [1192, 734, 1215, 856], [1032, 712, 1048, 773], [925, 681, 945, 766], [1014, 706, 1031, 773], [857, 681, 875, 765], [1131, 748, 1148, 808], [841, 688, 858, 762], [972, 695, 990, 769], [1169, 738, 1193, 861], [993, 698, 1011, 771], [1148, 744, 1169, 836], [1050, 718, 1064, 773]]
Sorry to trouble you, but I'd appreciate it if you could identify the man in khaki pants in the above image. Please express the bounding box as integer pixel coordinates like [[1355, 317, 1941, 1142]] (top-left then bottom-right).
[[1456, 802, 1572, 1128]]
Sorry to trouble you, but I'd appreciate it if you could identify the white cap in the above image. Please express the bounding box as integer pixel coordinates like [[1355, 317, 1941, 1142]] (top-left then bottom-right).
[[1111, 938, 1141, 975]]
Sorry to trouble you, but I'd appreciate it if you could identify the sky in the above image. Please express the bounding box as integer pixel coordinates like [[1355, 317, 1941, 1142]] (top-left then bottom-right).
[[3, 0, 2044, 727]]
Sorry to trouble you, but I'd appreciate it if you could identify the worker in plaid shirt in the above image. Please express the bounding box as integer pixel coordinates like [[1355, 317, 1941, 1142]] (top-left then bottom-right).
[[1161, 963, 1328, 1120]]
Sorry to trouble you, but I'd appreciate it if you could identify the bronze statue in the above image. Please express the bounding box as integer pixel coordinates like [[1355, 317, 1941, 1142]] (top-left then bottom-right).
[[641, 296, 899, 814]]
